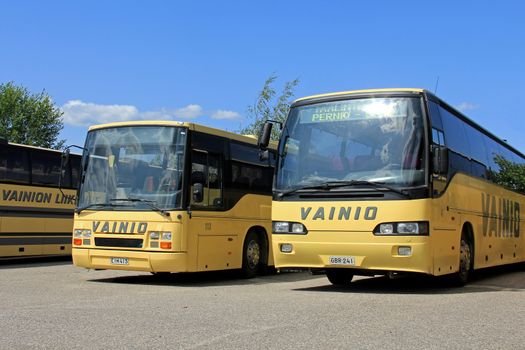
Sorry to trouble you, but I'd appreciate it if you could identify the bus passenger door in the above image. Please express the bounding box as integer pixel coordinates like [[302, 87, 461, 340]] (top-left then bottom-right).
[[189, 150, 238, 271]]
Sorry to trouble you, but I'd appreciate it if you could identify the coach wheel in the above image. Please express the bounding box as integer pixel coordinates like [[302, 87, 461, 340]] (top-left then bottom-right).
[[452, 234, 472, 286], [241, 231, 262, 278], [326, 269, 354, 286]]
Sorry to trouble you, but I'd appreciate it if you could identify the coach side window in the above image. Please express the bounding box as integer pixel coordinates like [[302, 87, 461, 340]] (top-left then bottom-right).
[[1, 146, 30, 184], [31, 150, 62, 186], [190, 150, 223, 208]]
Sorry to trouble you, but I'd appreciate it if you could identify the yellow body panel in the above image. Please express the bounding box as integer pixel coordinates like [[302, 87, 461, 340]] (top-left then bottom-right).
[[72, 194, 273, 272], [0, 183, 76, 257], [272, 173, 524, 276]]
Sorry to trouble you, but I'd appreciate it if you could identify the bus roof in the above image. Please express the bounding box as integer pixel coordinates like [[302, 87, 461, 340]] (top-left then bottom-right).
[[88, 120, 275, 148], [6, 141, 66, 154], [293, 88, 426, 105]]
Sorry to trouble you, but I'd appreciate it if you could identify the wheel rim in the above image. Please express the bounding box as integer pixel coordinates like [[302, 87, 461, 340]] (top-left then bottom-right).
[[459, 239, 471, 278], [246, 239, 260, 269]]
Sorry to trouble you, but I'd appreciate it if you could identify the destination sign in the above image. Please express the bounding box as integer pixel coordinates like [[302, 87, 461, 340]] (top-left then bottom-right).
[[298, 98, 408, 124]]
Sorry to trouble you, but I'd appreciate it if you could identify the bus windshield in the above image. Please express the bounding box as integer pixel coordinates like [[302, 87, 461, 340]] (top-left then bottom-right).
[[78, 126, 187, 210], [276, 97, 426, 192]]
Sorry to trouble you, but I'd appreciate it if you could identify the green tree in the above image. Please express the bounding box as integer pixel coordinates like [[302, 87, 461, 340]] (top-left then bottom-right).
[[239, 74, 299, 141], [490, 155, 525, 193], [0, 82, 65, 149]]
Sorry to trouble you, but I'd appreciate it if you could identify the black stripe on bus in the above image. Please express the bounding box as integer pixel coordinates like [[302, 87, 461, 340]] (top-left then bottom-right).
[[0, 206, 73, 218], [0, 232, 71, 237], [0, 237, 71, 245]]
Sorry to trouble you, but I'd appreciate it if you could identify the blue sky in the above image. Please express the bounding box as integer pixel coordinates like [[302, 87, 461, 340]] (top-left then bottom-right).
[[1, 1, 524, 151]]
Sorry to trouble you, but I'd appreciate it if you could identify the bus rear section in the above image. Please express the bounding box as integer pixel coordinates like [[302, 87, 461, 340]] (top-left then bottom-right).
[[71, 121, 274, 276], [0, 141, 80, 258]]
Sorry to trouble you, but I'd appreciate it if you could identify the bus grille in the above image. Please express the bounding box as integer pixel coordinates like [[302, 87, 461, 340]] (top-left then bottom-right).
[[94, 238, 143, 248]]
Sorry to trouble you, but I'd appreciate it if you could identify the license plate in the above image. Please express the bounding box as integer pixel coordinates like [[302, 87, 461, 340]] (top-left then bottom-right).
[[329, 256, 355, 265], [111, 257, 129, 265]]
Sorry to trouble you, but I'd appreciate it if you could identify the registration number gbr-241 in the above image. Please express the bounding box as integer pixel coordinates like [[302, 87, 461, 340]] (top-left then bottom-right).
[[329, 256, 356, 265]]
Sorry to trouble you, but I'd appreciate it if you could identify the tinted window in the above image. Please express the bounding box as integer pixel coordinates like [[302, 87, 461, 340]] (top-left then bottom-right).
[[0, 145, 30, 184], [31, 150, 62, 186], [440, 106, 470, 157], [231, 161, 272, 192], [231, 142, 268, 165], [427, 101, 443, 130], [190, 150, 223, 208], [464, 124, 489, 166], [485, 138, 504, 172]]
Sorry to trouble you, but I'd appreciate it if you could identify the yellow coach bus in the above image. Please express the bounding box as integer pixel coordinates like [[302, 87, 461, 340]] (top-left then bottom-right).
[[258, 88, 524, 285], [68, 121, 275, 277], [0, 140, 80, 257]]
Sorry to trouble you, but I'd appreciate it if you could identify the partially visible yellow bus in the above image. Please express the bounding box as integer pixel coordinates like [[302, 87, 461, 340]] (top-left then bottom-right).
[[70, 121, 275, 277], [0, 140, 80, 257], [259, 88, 524, 285]]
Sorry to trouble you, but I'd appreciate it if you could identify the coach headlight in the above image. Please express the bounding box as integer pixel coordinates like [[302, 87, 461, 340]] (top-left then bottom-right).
[[374, 222, 428, 236], [272, 221, 308, 234], [74, 229, 91, 238]]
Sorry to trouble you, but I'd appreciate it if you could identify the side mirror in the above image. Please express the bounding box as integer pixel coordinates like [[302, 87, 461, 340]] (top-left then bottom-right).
[[259, 149, 269, 161], [432, 145, 448, 175], [258, 122, 273, 150], [192, 183, 204, 203]]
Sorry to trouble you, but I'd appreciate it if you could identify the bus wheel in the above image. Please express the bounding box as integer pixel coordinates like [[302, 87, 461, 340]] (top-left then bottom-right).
[[326, 269, 354, 286], [241, 231, 262, 278], [452, 234, 472, 286]]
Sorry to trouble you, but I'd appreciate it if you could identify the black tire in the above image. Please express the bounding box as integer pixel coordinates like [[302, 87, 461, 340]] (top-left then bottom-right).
[[326, 269, 354, 286], [241, 231, 263, 278], [450, 234, 473, 286]]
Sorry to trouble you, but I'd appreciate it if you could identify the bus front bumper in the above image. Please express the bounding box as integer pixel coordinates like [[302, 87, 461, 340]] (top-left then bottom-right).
[[272, 233, 433, 275], [72, 248, 189, 273]]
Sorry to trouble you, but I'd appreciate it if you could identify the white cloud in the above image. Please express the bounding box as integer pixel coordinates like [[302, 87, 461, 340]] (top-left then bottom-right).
[[211, 109, 243, 120], [174, 104, 203, 119], [62, 100, 204, 126], [456, 102, 478, 112]]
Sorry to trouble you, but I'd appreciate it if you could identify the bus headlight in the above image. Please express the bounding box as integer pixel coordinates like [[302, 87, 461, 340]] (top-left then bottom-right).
[[74, 229, 91, 238], [374, 222, 428, 236], [161, 232, 172, 240], [272, 221, 308, 234], [149, 232, 160, 240]]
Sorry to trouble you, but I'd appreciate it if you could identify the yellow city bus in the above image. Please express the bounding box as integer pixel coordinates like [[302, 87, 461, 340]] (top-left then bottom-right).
[[0, 140, 80, 257], [258, 88, 524, 285], [69, 121, 275, 277]]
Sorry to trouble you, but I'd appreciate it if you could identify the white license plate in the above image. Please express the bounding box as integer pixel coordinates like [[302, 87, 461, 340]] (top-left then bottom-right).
[[111, 257, 129, 265], [329, 256, 355, 265]]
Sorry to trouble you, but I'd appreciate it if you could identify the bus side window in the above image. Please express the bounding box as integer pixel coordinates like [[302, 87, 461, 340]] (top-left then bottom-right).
[[190, 151, 223, 209], [4, 145, 30, 184], [207, 154, 223, 207]]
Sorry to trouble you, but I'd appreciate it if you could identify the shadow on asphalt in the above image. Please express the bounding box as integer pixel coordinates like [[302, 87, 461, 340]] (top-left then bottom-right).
[[87, 269, 318, 287], [293, 263, 525, 295], [0, 255, 72, 269]]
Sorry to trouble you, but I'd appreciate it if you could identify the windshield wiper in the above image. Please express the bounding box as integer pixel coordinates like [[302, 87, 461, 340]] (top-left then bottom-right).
[[76, 202, 117, 214], [277, 180, 410, 199], [110, 198, 171, 217]]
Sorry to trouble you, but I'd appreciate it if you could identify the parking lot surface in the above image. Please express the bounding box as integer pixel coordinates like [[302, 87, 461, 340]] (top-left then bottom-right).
[[1, 258, 524, 349]]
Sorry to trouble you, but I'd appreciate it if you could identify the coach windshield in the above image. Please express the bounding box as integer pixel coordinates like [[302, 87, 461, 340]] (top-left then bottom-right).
[[78, 126, 187, 211], [275, 97, 426, 194]]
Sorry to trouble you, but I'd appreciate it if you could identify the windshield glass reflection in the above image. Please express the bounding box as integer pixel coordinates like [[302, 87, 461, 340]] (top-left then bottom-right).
[[276, 97, 426, 191], [78, 126, 186, 210]]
